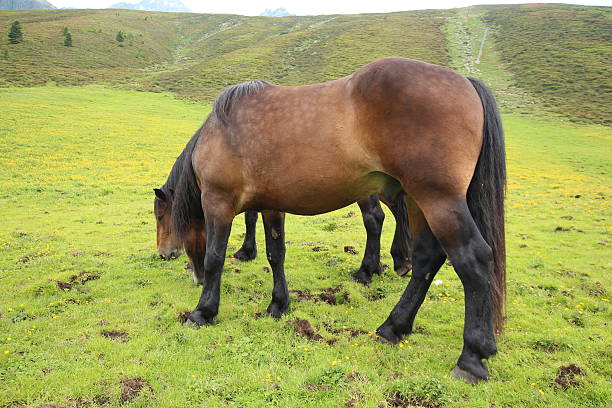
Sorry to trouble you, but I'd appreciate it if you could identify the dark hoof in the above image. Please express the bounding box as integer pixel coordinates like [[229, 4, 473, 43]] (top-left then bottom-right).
[[186, 310, 214, 327], [376, 323, 402, 345], [266, 302, 289, 319], [395, 262, 412, 277], [233, 247, 257, 262], [353, 270, 372, 285], [451, 365, 488, 384], [452, 354, 489, 384]]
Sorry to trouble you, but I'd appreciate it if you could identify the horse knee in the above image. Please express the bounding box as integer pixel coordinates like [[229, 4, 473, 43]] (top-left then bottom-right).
[[266, 250, 284, 268], [363, 212, 384, 232], [204, 252, 224, 271]]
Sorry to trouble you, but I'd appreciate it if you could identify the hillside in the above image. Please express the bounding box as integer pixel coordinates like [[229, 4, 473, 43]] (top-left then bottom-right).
[[484, 4, 611, 124], [0, 5, 610, 123], [0, 0, 54, 10]]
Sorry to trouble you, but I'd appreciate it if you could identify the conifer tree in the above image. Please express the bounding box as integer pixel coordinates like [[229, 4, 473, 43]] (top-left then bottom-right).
[[63, 31, 72, 47], [8, 21, 23, 44]]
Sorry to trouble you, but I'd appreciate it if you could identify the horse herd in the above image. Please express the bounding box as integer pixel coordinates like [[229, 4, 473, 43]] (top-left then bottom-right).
[[152, 57, 506, 384]]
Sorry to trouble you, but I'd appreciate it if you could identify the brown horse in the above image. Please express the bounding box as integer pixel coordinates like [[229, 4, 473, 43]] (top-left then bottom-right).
[[154, 162, 413, 283], [171, 57, 506, 383]]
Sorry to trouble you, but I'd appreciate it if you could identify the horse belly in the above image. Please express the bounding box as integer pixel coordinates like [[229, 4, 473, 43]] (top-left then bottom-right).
[[252, 172, 384, 216]]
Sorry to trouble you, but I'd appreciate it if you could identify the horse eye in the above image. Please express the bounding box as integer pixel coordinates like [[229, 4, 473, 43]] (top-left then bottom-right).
[[157, 215, 163, 221]]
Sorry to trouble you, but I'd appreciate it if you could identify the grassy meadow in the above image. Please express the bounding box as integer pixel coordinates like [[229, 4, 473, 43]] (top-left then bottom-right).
[[0, 84, 610, 407], [1, 3, 611, 407]]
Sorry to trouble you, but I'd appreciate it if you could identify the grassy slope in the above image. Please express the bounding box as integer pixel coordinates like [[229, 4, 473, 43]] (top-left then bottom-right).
[[0, 9, 185, 86], [1, 5, 609, 123], [483, 4, 611, 125], [0, 84, 610, 407], [0, 9, 451, 101]]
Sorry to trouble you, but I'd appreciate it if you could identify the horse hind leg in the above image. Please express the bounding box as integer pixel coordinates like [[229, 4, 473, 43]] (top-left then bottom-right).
[[419, 197, 497, 383], [261, 210, 289, 318], [377, 201, 446, 343], [233, 210, 258, 261], [353, 195, 385, 284]]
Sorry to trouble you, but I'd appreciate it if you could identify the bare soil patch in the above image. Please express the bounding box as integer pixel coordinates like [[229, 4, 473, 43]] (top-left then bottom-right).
[[291, 318, 324, 342], [101, 330, 130, 343], [386, 392, 441, 408], [554, 363, 585, 389], [55, 271, 100, 290], [120, 378, 153, 403], [289, 286, 349, 305], [344, 246, 358, 255]]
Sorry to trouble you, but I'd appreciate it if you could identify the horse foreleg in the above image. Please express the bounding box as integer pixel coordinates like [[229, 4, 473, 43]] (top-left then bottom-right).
[[353, 195, 385, 285], [188, 201, 233, 327], [261, 210, 289, 318], [233, 210, 258, 261], [377, 204, 445, 343]]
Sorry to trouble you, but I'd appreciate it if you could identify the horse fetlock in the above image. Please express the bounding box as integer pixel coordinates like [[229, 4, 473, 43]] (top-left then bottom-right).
[[463, 331, 496, 359], [233, 246, 257, 262]]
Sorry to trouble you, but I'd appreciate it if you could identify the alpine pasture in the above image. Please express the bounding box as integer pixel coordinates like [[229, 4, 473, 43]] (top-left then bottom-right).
[[0, 4, 610, 408]]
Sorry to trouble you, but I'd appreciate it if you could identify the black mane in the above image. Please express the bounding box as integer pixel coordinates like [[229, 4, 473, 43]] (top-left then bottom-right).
[[170, 123, 205, 238], [157, 123, 204, 210], [212, 80, 270, 125]]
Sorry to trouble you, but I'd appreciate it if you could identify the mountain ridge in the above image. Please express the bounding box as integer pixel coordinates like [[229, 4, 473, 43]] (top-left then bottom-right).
[[0, 0, 55, 10], [109, 0, 190, 13]]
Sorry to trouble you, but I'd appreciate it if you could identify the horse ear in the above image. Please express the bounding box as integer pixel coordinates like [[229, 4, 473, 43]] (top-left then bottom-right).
[[153, 188, 166, 201]]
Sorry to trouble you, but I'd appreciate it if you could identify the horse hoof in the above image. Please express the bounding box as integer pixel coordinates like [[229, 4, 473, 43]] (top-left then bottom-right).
[[451, 365, 487, 385], [266, 302, 289, 319], [395, 263, 412, 277], [352, 271, 372, 285], [187, 311, 214, 327], [375, 324, 402, 345], [233, 247, 257, 262]]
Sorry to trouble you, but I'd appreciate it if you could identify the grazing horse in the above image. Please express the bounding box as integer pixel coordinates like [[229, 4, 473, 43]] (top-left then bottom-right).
[[171, 57, 506, 383], [154, 163, 413, 283]]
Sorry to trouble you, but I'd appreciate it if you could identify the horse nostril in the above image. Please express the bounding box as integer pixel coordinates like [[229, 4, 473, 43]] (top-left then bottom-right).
[[160, 254, 168, 260]]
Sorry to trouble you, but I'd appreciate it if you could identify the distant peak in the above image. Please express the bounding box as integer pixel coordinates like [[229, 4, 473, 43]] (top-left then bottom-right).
[[260, 7, 294, 17], [109, 0, 190, 13]]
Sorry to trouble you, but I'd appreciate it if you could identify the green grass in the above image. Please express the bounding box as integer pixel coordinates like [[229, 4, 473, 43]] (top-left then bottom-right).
[[0, 86, 610, 407]]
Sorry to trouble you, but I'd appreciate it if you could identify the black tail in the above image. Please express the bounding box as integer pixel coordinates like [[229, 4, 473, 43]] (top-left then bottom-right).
[[466, 77, 506, 334], [171, 125, 205, 240]]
